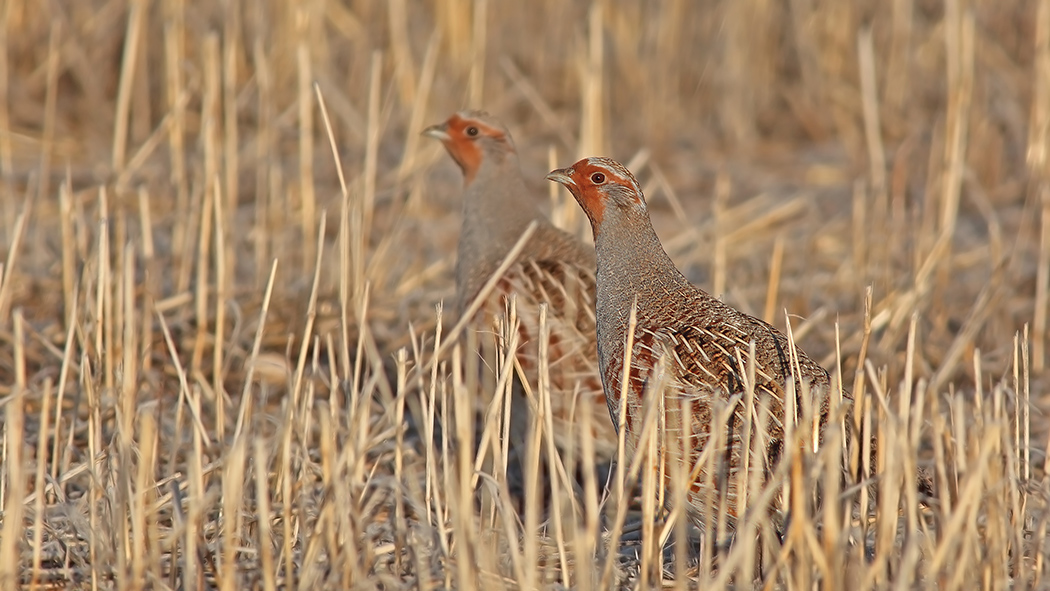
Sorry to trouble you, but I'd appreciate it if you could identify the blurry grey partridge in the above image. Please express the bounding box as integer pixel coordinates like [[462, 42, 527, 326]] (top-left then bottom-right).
[[423, 111, 619, 461], [547, 157, 848, 532]]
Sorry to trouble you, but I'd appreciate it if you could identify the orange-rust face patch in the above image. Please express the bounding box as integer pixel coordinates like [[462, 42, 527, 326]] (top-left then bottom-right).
[[565, 161, 610, 226], [438, 113, 508, 184], [565, 157, 647, 229], [584, 156, 643, 205]]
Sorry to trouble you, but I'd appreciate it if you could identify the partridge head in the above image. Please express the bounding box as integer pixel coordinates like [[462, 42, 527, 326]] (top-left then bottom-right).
[[423, 109, 517, 186], [545, 156, 649, 233]]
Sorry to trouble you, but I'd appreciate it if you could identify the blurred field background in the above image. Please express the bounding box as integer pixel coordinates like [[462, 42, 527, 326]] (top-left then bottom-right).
[[1, 0, 1049, 588]]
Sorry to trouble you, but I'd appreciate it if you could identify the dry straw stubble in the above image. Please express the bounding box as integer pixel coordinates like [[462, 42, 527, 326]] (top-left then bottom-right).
[[0, 0, 1047, 589]]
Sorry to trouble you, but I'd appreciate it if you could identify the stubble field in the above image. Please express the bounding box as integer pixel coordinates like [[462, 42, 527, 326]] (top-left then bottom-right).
[[1, 0, 1049, 589]]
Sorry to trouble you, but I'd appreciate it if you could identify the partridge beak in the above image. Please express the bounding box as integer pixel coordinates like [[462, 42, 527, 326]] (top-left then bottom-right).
[[545, 168, 576, 188], [422, 122, 450, 141]]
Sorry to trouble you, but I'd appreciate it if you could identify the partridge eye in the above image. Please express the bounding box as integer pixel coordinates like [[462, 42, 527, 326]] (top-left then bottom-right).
[[466, 126, 479, 137], [591, 172, 606, 184]]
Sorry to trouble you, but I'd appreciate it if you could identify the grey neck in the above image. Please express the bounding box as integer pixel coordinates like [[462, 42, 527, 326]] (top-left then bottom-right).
[[592, 206, 686, 331], [461, 149, 540, 252], [455, 148, 545, 311]]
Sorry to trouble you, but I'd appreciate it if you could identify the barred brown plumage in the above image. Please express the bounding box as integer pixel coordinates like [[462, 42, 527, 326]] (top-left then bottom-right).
[[547, 156, 847, 532], [423, 111, 619, 461]]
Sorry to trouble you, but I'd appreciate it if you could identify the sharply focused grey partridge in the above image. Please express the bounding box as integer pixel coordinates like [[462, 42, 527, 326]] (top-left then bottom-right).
[[547, 157, 847, 531], [423, 111, 619, 460]]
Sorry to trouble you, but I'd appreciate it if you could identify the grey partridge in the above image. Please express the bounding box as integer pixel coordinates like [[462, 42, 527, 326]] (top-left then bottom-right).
[[546, 156, 846, 531], [423, 111, 619, 461]]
